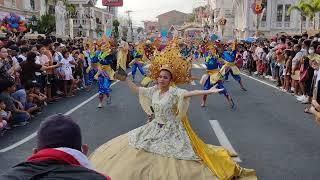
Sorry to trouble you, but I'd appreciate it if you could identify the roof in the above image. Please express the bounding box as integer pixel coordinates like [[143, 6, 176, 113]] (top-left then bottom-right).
[[156, 10, 188, 18]]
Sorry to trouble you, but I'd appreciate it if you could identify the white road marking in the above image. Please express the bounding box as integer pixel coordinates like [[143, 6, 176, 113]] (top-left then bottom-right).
[[192, 64, 201, 69], [0, 73, 130, 153], [209, 120, 242, 162]]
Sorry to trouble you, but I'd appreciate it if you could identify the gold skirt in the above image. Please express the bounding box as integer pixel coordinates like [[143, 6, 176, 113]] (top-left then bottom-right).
[[89, 134, 256, 180]]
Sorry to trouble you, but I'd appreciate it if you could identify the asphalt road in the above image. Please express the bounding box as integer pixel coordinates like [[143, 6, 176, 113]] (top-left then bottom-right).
[[0, 63, 319, 180]]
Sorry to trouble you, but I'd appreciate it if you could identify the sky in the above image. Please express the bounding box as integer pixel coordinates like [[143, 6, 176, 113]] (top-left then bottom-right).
[[96, 0, 207, 26]]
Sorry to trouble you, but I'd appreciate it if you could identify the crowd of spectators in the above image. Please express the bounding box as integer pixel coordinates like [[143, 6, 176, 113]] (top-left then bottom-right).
[[237, 33, 320, 123], [0, 35, 116, 135]]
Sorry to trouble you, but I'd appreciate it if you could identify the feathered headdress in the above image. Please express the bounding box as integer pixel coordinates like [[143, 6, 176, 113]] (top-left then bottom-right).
[[148, 44, 192, 85]]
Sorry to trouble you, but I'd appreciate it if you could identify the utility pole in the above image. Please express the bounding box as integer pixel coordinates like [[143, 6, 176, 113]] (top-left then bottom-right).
[[126, 10, 134, 42]]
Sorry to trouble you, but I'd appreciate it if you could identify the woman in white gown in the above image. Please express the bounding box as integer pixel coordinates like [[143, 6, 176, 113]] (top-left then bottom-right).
[[90, 46, 257, 180]]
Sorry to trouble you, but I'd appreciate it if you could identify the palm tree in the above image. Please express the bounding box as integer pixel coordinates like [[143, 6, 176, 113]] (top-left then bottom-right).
[[303, 0, 320, 29], [288, 0, 311, 33]]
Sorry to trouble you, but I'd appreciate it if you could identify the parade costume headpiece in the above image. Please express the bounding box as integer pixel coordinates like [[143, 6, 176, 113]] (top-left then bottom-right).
[[148, 41, 192, 85]]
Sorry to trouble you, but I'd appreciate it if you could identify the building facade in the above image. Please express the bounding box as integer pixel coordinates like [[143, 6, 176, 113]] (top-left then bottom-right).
[[143, 21, 158, 34], [0, 0, 41, 18], [64, 0, 114, 39], [233, 0, 319, 39], [157, 10, 190, 30], [208, 0, 235, 39]]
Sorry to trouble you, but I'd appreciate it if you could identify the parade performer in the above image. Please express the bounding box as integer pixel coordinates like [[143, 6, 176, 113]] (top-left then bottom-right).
[[117, 38, 129, 71], [129, 42, 147, 81], [220, 41, 247, 91], [85, 41, 100, 90], [200, 46, 235, 109], [95, 42, 115, 108], [90, 44, 257, 180]]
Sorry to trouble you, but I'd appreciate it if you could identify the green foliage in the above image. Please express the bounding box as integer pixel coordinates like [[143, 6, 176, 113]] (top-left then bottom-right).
[[36, 15, 56, 34], [112, 19, 120, 39], [62, 0, 76, 14], [288, 0, 320, 29]]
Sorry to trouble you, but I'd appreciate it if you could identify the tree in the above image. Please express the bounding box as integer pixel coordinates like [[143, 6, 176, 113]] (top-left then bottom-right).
[[288, 0, 312, 33], [62, 0, 76, 14], [302, 0, 320, 29], [36, 15, 56, 35], [112, 19, 120, 40]]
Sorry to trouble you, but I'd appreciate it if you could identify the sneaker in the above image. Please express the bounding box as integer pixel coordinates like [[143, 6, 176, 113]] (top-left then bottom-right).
[[296, 95, 304, 101], [97, 103, 103, 108], [301, 96, 309, 104], [4, 125, 12, 130], [56, 90, 63, 95], [13, 121, 28, 127]]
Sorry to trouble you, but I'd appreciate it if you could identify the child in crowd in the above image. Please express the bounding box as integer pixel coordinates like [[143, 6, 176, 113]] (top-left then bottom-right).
[[0, 100, 10, 130], [33, 84, 47, 106], [61, 50, 76, 97]]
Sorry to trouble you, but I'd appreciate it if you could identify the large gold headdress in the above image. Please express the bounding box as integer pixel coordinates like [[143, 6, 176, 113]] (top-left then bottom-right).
[[148, 45, 192, 85]]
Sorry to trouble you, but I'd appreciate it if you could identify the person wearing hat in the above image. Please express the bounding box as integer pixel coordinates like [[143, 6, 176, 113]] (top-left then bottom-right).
[[0, 114, 111, 180]]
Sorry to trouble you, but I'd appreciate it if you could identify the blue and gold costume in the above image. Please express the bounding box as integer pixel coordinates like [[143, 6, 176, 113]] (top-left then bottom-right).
[[220, 50, 241, 82], [130, 44, 146, 79], [203, 54, 229, 97], [96, 51, 115, 96], [87, 50, 100, 86]]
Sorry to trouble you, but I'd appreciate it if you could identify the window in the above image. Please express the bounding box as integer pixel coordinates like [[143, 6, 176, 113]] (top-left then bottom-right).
[[261, 0, 267, 21], [284, 4, 291, 22], [302, 16, 306, 21], [276, 4, 283, 22], [30, 0, 35, 10]]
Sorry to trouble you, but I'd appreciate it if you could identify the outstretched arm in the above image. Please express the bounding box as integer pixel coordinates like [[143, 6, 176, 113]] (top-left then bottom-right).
[[126, 78, 140, 94], [183, 85, 223, 98]]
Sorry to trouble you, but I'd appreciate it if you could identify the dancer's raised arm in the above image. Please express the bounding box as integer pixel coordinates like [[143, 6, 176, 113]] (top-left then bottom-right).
[[183, 85, 223, 98]]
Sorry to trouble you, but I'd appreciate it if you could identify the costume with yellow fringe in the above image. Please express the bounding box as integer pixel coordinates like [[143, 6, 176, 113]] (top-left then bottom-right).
[[202, 47, 229, 97], [129, 43, 147, 80], [90, 44, 257, 180], [96, 41, 115, 97], [220, 41, 242, 82]]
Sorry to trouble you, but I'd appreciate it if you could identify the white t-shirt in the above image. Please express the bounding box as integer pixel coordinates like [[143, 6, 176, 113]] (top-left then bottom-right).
[[315, 70, 320, 86], [68, 55, 75, 68], [61, 58, 73, 80], [292, 49, 307, 70], [38, 54, 49, 66], [18, 54, 27, 62], [254, 47, 264, 61]]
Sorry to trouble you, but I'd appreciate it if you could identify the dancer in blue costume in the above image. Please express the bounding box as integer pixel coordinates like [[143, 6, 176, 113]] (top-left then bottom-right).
[[200, 49, 235, 108], [220, 41, 247, 91], [96, 45, 115, 108], [130, 43, 146, 81], [86, 49, 100, 90]]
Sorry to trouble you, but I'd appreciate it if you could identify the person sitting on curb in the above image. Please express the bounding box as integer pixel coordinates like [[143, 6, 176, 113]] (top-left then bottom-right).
[[0, 114, 111, 180]]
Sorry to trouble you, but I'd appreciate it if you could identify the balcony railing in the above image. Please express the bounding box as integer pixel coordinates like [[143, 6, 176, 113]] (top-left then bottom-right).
[[284, 22, 290, 28], [276, 22, 282, 28]]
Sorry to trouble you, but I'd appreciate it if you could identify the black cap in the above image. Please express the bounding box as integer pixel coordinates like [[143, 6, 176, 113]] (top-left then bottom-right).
[[37, 114, 82, 151]]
